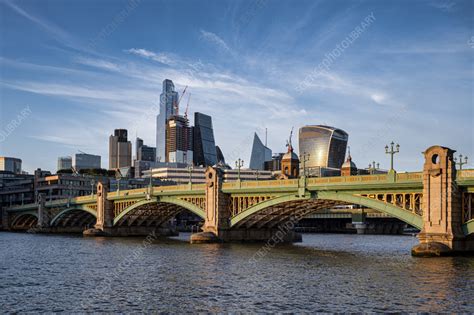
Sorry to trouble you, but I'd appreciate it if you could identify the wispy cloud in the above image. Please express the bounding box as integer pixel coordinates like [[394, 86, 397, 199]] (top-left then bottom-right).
[[429, 1, 457, 12], [125, 48, 180, 66], [3, 0, 71, 43], [74, 56, 120, 72], [199, 29, 235, 56]]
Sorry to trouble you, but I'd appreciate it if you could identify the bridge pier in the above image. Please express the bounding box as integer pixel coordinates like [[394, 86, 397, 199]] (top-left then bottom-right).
[[191, 167, 302, 244], [412, 146, 474, 256], [84, 182, 114, 236]]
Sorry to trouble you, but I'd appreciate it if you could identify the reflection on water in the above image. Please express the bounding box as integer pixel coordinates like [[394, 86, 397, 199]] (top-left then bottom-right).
[[0, 232, 472, 313]]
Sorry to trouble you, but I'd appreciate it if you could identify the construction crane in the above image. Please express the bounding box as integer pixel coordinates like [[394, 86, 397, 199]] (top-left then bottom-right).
[[173, 85, 188, 115], [184, 93, 191, 121], [183, 92, 192, 165]]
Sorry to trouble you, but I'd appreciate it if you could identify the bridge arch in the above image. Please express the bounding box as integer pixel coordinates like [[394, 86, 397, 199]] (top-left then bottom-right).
[[113, 196, 206, 226], [50, 206, 97, 227], [230, 191, 423, 229], [10, 211, 38, 230]]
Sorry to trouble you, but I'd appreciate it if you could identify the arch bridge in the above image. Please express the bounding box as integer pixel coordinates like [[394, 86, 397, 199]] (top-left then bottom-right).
[[2, 146, 474, 254]]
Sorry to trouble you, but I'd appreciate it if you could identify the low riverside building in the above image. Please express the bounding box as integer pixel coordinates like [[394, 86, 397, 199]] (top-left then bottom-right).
[[145, 166, 273, 184]]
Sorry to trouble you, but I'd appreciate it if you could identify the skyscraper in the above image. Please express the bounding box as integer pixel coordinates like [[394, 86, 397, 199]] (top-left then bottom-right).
[[136, 137, 156, 162], [165, 115, 193, 165], [156, 79, 179, 162], [0, 157, 22, 174], [298, 125, 348, 170], [193, 112, 217, 167], [249, 132, 272, 170], [73, 153, 101, 170], [109, 129, 132, 170], [57, 156, 72, 172]]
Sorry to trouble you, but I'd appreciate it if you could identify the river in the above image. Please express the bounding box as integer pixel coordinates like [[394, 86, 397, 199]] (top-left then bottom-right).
[[0, 232, 472, 313]]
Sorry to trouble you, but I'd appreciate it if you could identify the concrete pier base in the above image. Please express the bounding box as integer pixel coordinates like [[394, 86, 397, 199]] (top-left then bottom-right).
[[411, 242, 453, 257], [83, 226, 178, 237], [354, 223, 367, 234], [190, 231, 221, 244]]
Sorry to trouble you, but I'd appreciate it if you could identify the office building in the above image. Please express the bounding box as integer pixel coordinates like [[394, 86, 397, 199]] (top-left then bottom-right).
[[249, 132, 272, 170], [57, 156, 72, 172], [136, 137, 156, 162], [0, 157, 22, 174], [35, 174, 94, 201], [166, 115, 193, 165], [264, 153, 285, 172], [73, 153, 101, 170], [193, 112, 217, 167], [134, 137, 157, 178], [0, 171, 34, 208], [156, 79, 179, 162], [299, 125, 348, 176], [146, 166, 272, 184], [109, 129, 132, 170]]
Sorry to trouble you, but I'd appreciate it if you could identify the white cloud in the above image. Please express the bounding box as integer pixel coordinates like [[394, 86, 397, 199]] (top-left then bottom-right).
[[199, 30, 234, 55], [74, 56, 120, 72], [126, 48, 180, 66]]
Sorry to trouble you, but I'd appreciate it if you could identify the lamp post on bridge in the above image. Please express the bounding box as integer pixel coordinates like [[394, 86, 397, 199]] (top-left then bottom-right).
[[255, 169, 259, 181], [235, 158, 244, 182], [116, 170, 122, 195], [147, 168, 153, 200], [188, 165, 194, 188], [90, 179, 95, 197], [368, 161, 380, 175], [385, 142, 400, 171], [454, 154, 468, 170]]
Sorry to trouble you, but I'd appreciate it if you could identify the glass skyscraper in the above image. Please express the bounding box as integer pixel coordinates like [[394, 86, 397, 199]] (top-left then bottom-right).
[[298, 125, 348, 169], [156, 79, 178, 162], [193, 112, 217, 167], [249, 132, 272, 170], [57, 156, 72, 172]]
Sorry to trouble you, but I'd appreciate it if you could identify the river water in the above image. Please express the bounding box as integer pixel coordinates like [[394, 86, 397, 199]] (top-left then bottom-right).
[[0, 232, 473, 313]]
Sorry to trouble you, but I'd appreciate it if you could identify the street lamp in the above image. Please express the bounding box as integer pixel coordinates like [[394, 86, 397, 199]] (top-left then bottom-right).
[[116, 171, 122, 194], [385, 142, 400, 171], [255, 169, 259, 181], [188, 165, 194, 186], [235, 158, 244, 181], [454, 154, 468, 170], [368, 161, 380, 174], [90, 179, 95, 197]]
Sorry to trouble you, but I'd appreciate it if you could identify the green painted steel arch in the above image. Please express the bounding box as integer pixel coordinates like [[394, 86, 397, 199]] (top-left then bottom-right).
[[50, 206, 97, 226], [11, 211, 38, 226], [230, 194, 311, 227], [230, 191, 423, 229], [113, 196, 206, 226], [462, 219, 474, 236]]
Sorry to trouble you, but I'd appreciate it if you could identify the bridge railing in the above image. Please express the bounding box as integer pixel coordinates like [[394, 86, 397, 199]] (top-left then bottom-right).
[[223, 179, 298, 189], [458, 169, 474, 179]]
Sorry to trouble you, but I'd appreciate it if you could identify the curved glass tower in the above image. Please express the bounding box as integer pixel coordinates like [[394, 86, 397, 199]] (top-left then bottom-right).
[[298, 125, 348, 169]]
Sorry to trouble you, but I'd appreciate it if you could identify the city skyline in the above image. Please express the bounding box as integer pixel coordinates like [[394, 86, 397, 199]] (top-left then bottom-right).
[[1, 0, 473, 173]]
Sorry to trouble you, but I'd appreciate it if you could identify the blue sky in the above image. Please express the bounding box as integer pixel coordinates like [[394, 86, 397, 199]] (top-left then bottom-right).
[[0, 0, 472, 173]]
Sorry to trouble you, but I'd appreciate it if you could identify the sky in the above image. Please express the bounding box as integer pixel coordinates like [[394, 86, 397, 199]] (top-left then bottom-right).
[[0, 0, 472, 173]]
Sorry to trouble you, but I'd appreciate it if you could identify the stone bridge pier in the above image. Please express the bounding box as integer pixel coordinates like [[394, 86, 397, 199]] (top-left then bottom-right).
[[412, 146, 474, 256], [190, 167, 301, 244]]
